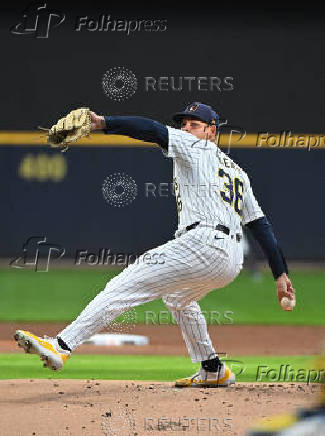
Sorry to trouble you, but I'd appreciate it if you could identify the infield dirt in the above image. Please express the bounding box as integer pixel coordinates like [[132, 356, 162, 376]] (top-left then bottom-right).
[[1, 323, 324, 355], [0, 379, 321, 436], [0, 323, 324, 435]]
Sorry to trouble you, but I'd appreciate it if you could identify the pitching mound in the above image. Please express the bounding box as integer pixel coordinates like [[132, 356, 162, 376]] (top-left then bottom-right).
[[0, 380, 320, 435]]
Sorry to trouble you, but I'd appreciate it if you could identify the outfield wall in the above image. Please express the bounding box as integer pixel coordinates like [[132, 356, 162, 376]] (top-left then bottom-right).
[[2, 145, 324, 260]]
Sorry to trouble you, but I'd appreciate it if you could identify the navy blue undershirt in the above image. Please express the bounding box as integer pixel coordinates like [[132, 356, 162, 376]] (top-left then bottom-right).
[[104, 115, 288, 279], [246, 217, 288, 279], [104, 115, 168, 149]]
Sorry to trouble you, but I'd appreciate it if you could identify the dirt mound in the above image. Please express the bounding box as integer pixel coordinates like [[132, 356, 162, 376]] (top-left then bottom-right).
[[0, 380, 320, 436]]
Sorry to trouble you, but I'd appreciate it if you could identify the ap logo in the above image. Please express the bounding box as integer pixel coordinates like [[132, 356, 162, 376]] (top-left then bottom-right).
[[10, 2, 65, 38]]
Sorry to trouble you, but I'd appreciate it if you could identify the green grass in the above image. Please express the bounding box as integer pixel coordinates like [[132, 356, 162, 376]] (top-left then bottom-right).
[[1, 268, 324, 324], [0, 354, 322, 383]]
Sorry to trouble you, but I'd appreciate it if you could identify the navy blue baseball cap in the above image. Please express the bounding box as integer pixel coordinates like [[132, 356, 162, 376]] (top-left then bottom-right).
[[172, 102, 219, 126]]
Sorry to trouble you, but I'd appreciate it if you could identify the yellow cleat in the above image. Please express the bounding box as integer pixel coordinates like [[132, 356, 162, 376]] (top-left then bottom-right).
[[175, 364, 235, 388], [14, 330, 70, 371]]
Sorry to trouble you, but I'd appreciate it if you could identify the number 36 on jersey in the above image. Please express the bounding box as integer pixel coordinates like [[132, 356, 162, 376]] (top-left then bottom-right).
[[218, 168, 244, 217]]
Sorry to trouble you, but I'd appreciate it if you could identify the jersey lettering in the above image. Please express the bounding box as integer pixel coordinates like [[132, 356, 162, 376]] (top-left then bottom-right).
[[218, 168, 244, 217]]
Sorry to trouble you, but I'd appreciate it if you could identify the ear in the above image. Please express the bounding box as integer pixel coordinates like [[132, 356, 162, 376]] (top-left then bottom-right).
[[209, 124, 217, 139]]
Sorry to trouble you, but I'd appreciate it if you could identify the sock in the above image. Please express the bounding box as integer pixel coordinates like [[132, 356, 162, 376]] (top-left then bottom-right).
[[57, 336, 72, 352], [201, 356, 222, 372]]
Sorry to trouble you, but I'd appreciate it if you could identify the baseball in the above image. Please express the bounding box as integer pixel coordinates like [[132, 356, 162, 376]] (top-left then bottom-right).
[[281, 297, 295, 310]]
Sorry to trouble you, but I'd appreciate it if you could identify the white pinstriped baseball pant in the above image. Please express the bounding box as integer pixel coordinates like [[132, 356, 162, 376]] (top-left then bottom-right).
[[59, 227, 243, 362]]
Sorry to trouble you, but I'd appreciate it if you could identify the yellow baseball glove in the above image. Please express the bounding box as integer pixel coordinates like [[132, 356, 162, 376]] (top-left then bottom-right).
[[46, 107, 91, 152]]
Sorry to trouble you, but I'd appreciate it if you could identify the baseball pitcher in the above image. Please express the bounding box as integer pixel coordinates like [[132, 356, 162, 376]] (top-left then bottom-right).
[[15, 102, 296, 387]]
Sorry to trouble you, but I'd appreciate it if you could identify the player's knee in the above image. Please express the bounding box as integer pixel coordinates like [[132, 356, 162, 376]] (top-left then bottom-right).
[[163, 297, 193, 312]]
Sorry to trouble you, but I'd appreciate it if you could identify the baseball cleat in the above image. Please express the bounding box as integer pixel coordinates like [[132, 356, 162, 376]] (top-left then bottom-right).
[[14, 330, 70, 371], [175, 364, 235, 388]]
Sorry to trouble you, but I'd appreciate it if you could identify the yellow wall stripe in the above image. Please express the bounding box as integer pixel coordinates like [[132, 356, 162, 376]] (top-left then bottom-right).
[[0, 131, 324, 149]]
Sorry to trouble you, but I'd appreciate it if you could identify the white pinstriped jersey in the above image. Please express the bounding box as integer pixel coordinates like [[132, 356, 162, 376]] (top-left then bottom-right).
[[166, 127, 264, 234], [59, 125, 254, 363]]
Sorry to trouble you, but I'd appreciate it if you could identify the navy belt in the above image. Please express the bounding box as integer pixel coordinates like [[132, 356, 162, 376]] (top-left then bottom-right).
[[185, 222, 242, 242]]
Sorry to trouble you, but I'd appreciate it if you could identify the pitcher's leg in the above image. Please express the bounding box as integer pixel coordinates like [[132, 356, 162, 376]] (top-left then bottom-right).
[[163, 296, 216, 363], [58, 267, 157, 350], [59, 235, 206, 351], [163, 291, 236, 388]]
